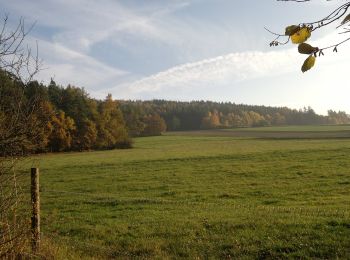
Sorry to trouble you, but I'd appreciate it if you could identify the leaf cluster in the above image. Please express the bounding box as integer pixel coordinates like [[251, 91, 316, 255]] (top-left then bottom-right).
[[268, 0, 350, 72]]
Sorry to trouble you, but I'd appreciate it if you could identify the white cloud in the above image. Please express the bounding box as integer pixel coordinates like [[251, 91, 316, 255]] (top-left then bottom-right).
[[112, 48, 298, 97]]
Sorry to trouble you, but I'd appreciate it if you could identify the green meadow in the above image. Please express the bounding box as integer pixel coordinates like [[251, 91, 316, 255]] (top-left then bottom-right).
[[227, 125, 350, 132], [33, 126, 350, 259]]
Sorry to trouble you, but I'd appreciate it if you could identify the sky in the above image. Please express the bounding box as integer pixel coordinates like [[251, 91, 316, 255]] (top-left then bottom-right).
[[0, 0, 349, 115]]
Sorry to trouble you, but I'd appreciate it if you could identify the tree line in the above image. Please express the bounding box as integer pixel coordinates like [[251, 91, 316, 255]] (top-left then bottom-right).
[[1, 69, 349, 155], [0, 69, 171, 154], [0, 70, 131, 154], [120, 100, 350, 133]]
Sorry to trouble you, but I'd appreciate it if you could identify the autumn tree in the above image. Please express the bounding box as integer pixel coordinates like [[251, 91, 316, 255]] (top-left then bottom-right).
[[141, 114, 167, 136], [96, 94, 132, 149], [75, 118, 97, 150], [200, 110, 221, 129], [47, 110, 76, 152], [272, 112, 287, 125], [268, 0, 350, 72], [120, 103, 146, 137]]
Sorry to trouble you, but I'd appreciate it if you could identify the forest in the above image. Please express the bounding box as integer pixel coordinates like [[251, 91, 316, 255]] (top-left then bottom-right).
[[1, 68, 349, 154], [121, 100, 350, 132]]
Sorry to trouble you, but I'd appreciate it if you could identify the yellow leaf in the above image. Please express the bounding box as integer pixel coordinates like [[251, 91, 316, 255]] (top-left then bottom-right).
[[301, 55, 316, 73], [291, 27, 311, 44], [298, 43, 318, 54], [285, 25, 300, 36]]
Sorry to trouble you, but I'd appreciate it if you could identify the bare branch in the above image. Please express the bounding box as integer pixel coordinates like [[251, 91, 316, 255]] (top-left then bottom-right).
[[0, 15, 41, 84], [267, 1, 350, 56], [0, 15, 42, 256]]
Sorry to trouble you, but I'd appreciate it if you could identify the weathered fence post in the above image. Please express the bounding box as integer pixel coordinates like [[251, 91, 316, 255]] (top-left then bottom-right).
[[31, 168, 40, 253]]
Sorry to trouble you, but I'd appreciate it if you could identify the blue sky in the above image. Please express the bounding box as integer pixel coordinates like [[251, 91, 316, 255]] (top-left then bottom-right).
[[0, 0, 349, 114]]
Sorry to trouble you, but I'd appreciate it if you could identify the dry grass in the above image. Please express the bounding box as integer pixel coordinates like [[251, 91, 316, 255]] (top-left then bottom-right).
[[0, 158, 30, 257]]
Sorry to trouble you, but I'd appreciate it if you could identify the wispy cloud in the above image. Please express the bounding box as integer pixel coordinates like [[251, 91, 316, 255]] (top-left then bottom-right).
[[0, 0, 196, 93], [1, 0, 173, 52], [113, 48, 298, 98], [0, 0, 192, 93]]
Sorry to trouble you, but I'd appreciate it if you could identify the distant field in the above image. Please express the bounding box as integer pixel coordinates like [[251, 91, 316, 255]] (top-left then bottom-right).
[[228, 125, 350, 132], [167, 125, 350, 139], [33, 130, 350, 259]]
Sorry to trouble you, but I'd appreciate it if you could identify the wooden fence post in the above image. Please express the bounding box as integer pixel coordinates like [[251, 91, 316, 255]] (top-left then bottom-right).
[[31, 168, 40, 253]]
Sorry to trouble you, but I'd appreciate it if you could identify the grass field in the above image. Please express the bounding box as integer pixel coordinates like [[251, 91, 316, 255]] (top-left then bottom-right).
[[168, 125, 350, 139], [227, 125, 350, 132], [32, 126, 350, 259]]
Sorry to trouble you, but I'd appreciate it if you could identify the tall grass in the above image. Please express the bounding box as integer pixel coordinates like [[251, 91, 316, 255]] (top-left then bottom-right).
[[0, 158, 31, 257]]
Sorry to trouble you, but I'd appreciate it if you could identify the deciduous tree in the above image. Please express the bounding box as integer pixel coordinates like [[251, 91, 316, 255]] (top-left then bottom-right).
[[96, 94, 132, 149], [141, 114, 167, 136], [47, 110, 76, 152]]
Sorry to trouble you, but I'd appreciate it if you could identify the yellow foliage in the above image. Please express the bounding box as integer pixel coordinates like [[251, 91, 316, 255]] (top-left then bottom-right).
[[291, 27, 311, 44], [301, 55, 316, 73]]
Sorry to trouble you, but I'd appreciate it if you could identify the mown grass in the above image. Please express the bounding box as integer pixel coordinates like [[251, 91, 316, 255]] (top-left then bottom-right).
[[31, 130, 350, 259]]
